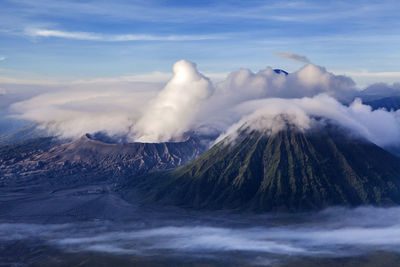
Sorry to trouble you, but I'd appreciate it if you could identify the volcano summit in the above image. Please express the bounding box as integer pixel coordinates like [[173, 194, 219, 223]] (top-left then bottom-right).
[[129, 120, 400, 212]]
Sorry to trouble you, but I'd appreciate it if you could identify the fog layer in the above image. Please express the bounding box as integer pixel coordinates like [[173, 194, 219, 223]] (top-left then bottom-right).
[[1, 207, 400, 265]]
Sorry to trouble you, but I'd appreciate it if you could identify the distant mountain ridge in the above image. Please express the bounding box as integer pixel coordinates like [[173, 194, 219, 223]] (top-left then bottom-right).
[[363, 96, 400, 111], [129, 125, 400, 212]]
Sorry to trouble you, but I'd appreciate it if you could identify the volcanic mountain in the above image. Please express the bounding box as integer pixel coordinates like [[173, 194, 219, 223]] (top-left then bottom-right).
[[129, 124, 400, 212], [0, 134, 207, 186]]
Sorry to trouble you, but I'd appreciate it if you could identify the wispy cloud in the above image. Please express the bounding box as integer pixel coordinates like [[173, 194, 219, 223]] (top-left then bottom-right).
[[0, 56, 5, 61], [273, 52, 310, 63], [25, 28, 222, 42]]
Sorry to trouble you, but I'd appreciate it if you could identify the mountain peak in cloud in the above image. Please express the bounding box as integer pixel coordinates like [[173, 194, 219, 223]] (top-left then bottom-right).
[[133, 120, 400, 212], [215, 94, 400, 149]]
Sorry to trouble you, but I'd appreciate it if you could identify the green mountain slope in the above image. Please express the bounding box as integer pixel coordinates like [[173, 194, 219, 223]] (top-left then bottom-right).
[[131, 127, 400, 212]]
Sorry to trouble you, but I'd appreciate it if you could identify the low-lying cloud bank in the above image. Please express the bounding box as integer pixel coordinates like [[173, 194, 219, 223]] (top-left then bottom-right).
[[8, 60, 400, 149], [1, 207, 400, 265], [11, 88, 158, 139]]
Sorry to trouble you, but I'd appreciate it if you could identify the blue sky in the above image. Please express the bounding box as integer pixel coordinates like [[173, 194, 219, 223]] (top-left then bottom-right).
[[1, 0, 400, 86]]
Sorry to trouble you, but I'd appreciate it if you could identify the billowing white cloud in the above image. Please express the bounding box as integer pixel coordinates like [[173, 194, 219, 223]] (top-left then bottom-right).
[[273, 52, 310, 63], [133, 60, 213, 142], [196, 63, 357, 135], [218, 64, 355, 100], [215, 94, 400, 148], [9, 59, 400, 149]]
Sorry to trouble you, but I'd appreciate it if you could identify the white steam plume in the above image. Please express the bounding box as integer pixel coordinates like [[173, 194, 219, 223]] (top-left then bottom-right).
[[132, 60, 213, 142]]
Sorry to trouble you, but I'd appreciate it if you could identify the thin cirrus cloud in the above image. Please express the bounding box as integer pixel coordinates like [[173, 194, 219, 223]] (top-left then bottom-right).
[[25, 28, 223, 42], [0, 56, 6, 61], [273, 52, 310, 63]]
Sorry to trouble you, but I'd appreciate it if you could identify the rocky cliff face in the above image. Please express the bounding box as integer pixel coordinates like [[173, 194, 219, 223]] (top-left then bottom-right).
[[130, 127, 400, 212], [0, 134, 207, 186]]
